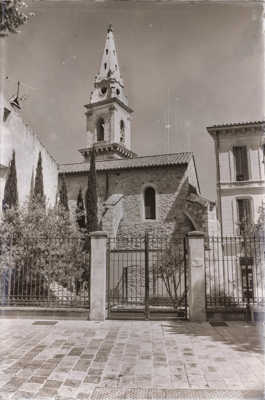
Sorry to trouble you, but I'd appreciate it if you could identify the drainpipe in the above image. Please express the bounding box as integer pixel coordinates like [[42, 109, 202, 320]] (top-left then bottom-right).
[[215, 131, 224, 238], [105, 172, 109, 201]]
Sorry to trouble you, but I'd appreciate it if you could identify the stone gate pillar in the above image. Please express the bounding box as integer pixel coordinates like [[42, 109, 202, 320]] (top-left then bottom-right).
[[187, 231, 206, 322], [89, 231, 108, 321]]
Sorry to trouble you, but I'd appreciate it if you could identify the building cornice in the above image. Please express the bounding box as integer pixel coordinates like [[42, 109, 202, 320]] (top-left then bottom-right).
[[220, 179, 265, 186], [84, 97, 133, 114], [207, 121, 265, 137], [220, 180, 265, 192], [79, 142, 137, 159]]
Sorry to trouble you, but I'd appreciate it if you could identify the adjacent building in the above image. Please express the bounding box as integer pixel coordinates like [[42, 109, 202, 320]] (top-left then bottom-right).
[[0, 93, 58, 211], [207, 121, 265, 235]]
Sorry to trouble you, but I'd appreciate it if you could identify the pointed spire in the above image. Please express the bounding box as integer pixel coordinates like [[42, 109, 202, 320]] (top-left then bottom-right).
[[90, 25, 128, 105], [96, 25, 123, 85]]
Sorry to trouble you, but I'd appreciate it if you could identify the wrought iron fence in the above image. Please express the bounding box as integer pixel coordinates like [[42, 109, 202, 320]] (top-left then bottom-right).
[[0, 235, 90, 308], [107, 234, 188, 318], [205, 235, 265, 309]]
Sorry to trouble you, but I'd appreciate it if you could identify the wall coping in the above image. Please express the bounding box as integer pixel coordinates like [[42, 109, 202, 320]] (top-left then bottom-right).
[[89, 231, 108, 238], [187, 231, 205, 237]]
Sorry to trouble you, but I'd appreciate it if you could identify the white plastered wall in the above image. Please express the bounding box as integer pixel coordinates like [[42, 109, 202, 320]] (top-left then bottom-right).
[[0, 104, 58, 212]]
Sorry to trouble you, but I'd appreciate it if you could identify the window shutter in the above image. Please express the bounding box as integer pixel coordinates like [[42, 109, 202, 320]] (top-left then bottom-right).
[[233, 146, 249, 181], [241, 147, 249, 180]]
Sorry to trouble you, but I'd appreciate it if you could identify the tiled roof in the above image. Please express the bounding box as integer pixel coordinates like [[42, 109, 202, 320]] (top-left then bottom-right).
[[207, 121, 265, 131], [59, 152, 193, 174], [0, 163, 8, 169]]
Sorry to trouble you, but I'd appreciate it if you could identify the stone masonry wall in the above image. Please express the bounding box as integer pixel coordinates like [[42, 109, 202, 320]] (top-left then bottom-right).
[[62, 164, 208, 239]]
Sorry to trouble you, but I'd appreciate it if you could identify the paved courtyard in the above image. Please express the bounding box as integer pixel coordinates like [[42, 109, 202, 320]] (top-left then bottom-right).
[[0, 318, 263, 400]]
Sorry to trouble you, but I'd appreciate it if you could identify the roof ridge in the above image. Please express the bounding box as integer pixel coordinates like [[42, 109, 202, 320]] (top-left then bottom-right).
[[132, 151, 193, 159], [60, 151, 193, 167], [59, 152, 193, 174]]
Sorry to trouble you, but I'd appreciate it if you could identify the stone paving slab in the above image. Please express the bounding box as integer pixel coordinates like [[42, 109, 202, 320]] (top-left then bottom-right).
[[0, 319, 263, 400], [90, 388, 263, 400]]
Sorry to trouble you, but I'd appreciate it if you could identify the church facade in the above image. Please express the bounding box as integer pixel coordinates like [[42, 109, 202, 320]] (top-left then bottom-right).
[[60, 26, 218, 239]]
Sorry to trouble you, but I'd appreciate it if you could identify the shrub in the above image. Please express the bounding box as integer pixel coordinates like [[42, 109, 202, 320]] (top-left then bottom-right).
[[0, 201, 89, 304]]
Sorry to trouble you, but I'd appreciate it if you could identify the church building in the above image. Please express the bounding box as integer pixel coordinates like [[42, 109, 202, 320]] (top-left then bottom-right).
[[60, 25, 218, 239]]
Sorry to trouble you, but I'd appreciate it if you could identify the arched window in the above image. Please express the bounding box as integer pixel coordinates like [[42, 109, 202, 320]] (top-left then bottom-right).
[[144, 187, 156, 220], [120, 120, 125, 143], [97, 118, 104, 142]]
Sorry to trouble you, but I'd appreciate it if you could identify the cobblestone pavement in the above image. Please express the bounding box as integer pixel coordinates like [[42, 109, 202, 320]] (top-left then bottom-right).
[[0, 319, 263, 400]]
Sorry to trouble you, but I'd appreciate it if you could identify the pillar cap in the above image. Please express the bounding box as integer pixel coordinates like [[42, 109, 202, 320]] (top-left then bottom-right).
[[89, 231, 108, 238], [187, 231, 205, 237]]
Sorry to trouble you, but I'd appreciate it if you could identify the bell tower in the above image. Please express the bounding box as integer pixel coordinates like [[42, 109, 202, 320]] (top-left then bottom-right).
[[80, 25, 135, 161]]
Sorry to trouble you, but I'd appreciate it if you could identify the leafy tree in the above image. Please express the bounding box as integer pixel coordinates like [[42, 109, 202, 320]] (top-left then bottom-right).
[[0, 0, 31, 36], [59, 175, 69, 211], [237, 202, 265, 238], [152, 239, 186, 309], [2, 150, 18, 212], [85, 146, 98, 233], [0, 201, 89, 305], [255, 201, 265, 234], [76, 188, 86, 230], [33, 152, 45, 206]]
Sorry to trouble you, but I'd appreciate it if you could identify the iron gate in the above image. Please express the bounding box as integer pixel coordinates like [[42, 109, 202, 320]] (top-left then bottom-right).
[[107, 233, 188, 320]]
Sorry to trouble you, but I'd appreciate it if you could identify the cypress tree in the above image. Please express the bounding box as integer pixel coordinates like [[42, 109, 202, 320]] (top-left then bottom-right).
[[2, 150, 18, 211], [85, 146, 98, 233], [29, 169, 34, 204], [59, 175, 69, 211], [33, 152, 45, 206], [76, 188, 86, 229]]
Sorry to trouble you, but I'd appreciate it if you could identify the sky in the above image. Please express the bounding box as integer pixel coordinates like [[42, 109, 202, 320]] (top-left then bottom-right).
[[2, 0, 264, 200]]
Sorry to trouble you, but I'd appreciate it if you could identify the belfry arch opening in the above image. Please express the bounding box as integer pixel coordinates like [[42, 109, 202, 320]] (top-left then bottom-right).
[[97, 118, 105, 142], [120, 120, 125, 143]]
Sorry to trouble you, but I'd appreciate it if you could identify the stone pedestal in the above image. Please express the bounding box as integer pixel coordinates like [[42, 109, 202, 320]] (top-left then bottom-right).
[[89, 231, 108, 321], [187, 231, 206, 322]]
